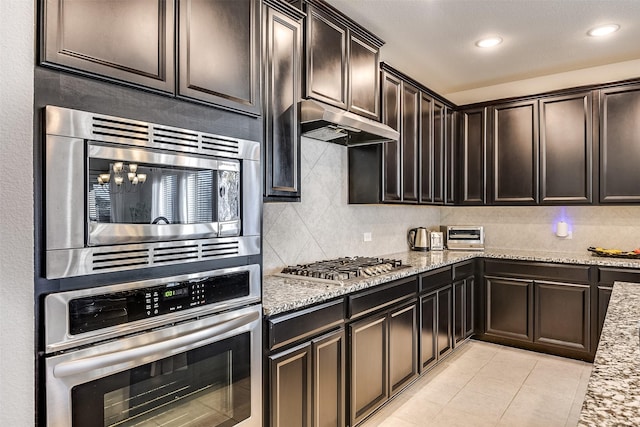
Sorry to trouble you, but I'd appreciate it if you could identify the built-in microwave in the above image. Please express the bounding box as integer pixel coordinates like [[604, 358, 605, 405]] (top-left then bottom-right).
[[44, 106, 260, 279]]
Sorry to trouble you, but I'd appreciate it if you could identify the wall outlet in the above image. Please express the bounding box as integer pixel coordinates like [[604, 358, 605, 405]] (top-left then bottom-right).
[[363, 232, 372, 242]]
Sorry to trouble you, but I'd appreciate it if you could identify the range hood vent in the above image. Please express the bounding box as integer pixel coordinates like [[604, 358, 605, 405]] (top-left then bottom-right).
[[300, 99, 399, 145]]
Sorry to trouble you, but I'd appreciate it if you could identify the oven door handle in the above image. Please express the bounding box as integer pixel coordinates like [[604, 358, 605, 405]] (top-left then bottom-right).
[[53, 310, 259, 379]]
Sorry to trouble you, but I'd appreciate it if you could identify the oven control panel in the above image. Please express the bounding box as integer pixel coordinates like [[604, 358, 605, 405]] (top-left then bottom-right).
[[68, 271, 250, 335]]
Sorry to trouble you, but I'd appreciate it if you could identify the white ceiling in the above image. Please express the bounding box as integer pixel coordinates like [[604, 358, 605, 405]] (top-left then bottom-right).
[[325, 0, 640, 105]]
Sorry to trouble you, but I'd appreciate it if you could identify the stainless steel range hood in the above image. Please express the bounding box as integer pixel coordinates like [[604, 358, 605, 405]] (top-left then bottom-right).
[[300, 99, 399, 145]]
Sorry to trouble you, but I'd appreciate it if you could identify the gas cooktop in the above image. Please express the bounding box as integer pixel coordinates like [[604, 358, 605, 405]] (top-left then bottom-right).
[[279, 256, 407, 282]]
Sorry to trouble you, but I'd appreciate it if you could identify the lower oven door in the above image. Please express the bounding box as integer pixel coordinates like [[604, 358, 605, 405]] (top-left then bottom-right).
[[46, 304, 262, 427]]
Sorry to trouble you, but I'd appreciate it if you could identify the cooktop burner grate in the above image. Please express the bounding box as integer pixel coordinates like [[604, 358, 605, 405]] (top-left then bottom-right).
[[280, 256, 404, 281]]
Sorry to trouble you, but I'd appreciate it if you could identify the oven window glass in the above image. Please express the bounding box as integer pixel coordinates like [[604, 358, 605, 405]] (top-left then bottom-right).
[[71, 333, 251, 427], [88, 158, 218, 225]]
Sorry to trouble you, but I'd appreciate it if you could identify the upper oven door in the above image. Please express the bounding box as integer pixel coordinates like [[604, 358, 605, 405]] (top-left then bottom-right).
[[46, 304, 262, 427], [87, 143, 241, 246]]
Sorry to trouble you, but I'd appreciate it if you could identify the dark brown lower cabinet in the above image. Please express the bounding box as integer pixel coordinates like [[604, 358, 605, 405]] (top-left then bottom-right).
[[485, 277, 533, 342], [534, 281, 590, 352], [420, 285, 452, 373], [597, 285, 613, 336], [389, 302, 419, 396], [269, 328, 345, 427], [269, 343, 311, 427], [350, 299, 418, 426], [350, 313, 388, 426], [312, 330, 346, 427], [453, 277, 475, 345]]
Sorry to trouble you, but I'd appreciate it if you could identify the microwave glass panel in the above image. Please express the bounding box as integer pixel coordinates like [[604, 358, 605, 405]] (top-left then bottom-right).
[[71, 333, 251, 427], [88, 158, 229, 225]]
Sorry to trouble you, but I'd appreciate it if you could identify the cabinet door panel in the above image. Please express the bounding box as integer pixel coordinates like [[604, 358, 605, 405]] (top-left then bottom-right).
[[600, 84, 640, 202], [264, 6, 302, 199], [402, 83, 420, 202], [534, 282, 590, 351], [437, 286, 453, 357], [179, 0, 260, 115], [43, 0, 174, 92], [313, 330, 345, 427], [433, 101, 445, 204], [270, 344, 311, 427], [419, 94, 433, 203], [349, 34, 379, 119], [465, 277, 475, 338], [453, 281, 465, 344], [540, 92, 593, 203], [492, 101, 539, 203], [350, 314, 387, 425], [445, 108, 456, 204], [486, 277, 533, 341], [420, 293, 437, 371], [389, 303, 418, 395], [460, 108, 487, 204], [381, 71, 402, 202], [306, 6, 347, 108]]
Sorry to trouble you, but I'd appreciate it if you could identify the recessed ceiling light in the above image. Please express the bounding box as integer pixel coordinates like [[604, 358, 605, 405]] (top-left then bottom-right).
[[587, 24, 620, 37], [475, 36, 503, 48]]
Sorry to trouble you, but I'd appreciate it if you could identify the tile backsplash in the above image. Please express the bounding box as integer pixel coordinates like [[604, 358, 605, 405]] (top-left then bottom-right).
[[263, 138, 440, 274], [263, 138, 640, 274]]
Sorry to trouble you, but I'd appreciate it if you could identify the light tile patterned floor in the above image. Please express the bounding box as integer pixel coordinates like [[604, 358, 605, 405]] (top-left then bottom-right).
[[360, 340, 593, 427]]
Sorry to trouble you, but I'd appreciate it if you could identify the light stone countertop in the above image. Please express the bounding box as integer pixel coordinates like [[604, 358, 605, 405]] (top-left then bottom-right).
[[263, 248, 640, 316], [579, 282, 640, 426]]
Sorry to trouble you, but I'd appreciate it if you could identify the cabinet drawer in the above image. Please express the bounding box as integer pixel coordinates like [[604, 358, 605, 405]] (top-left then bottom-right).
[[453, 261, 475, 281], [267, 299, 345, 351], [598, 267, 640, 285], [484, 260, 591, 283], [349, 276, 417, 319], [419, 267, 452, 293]]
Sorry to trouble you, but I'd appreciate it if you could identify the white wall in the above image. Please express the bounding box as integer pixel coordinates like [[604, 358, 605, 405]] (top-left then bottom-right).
[[263, 137, 440, 274], [0, 0, 35, 425]]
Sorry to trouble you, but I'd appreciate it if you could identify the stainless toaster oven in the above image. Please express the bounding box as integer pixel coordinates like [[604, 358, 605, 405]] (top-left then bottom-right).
[[440, 226, 485, 251]]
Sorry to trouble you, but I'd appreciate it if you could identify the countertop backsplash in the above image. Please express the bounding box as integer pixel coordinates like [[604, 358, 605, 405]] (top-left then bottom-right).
[[263, 138, 640, 275], [263, 137, 440, 275]]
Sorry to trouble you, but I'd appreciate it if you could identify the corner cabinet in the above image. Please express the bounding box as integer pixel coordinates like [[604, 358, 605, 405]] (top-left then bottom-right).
[[599, 83, 640, 203], [178, 0, 261, 115], [480, 260, 593, 360], [42, 0, 175, 92], [263, 1, 305, 201], [304, 0, 381, 119]]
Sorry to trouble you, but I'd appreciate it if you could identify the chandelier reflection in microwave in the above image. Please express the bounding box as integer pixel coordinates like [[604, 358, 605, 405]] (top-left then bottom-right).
[[97, 162, 147, 193]]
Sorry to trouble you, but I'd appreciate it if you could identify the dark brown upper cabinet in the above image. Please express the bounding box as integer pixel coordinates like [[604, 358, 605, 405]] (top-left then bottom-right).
[[381, 71, 403, 202], [445, 108, 457, 204], [432, 101, 445, 204], [42, 0, 175, 93], [459, 107, 488, 205], [263, 1, 305, 201], [599, 83, 640, 203], [491, 100, 539, 204], [539, 92, 594, 204], [402, 82, 420, 203], [178, 0, 261, 116], [304, 0, 382, 120], [418, 94, 444, 205], [419, 93, 434, 203]]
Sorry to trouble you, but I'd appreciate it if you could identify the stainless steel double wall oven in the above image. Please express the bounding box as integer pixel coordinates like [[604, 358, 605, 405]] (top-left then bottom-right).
[[41, 106, 263, 427]]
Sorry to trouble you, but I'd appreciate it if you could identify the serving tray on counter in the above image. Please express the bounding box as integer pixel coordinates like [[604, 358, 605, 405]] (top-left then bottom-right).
[[588, 247, 640, 259]]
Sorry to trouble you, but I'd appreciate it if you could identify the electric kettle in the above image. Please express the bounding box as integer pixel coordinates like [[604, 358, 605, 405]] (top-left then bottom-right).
[[407, 227, 430, 251]]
